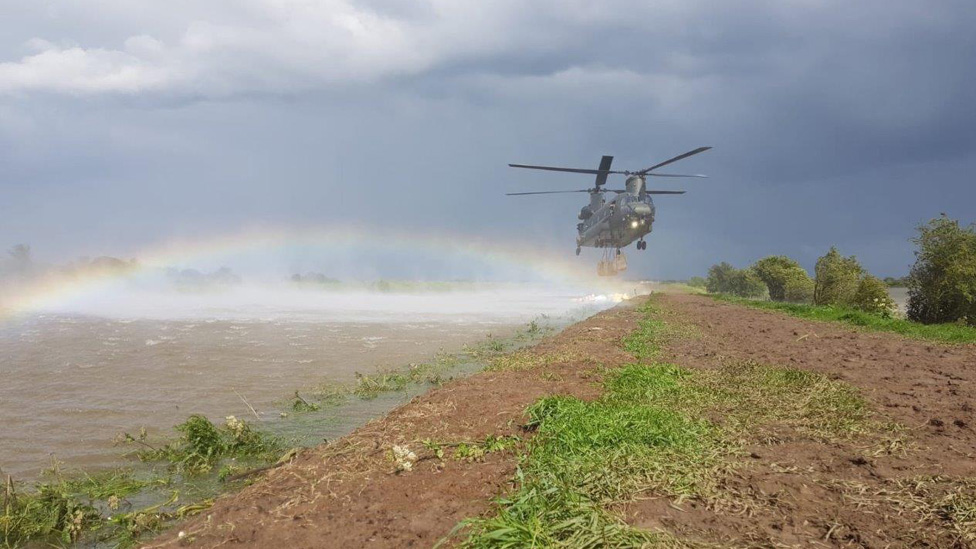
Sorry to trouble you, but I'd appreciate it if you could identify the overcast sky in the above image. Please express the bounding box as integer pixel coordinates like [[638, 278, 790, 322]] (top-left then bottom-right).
[[1, 0, 974, 279]]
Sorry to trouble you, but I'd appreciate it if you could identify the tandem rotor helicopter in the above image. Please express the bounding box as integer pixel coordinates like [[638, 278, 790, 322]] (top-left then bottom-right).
[[507, 147, 712, 276]]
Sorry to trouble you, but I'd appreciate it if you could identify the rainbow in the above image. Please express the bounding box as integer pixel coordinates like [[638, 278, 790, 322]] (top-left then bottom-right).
[[0, 225, 609, 321]]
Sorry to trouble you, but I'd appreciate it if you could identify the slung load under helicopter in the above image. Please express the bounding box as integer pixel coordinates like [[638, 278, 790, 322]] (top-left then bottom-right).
[[507, 147, 712, 276]]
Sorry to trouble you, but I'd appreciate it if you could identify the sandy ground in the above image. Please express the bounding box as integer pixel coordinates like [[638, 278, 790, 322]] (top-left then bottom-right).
[[146, 293, 976, 548]]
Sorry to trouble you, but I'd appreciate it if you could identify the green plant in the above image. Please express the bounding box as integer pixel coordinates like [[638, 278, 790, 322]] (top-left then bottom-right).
[[907, 215, 976, 326], [783, 273, 815, 303], [853, 275, 896, 317], [813, 247, 863, 306], [1, 461, 101, 547], [291, 391, 320, 412], [752, 256, 813, 302], [124, 415, 281, 475], [705, 262, 766, 298]]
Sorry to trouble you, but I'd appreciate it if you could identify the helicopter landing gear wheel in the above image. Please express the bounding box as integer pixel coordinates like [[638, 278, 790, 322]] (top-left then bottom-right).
[[575, 247, 581, 256]]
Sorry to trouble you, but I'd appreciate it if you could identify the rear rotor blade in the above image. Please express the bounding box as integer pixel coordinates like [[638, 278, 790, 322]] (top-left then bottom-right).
[[505, 189, 592, 196], [647, 173, 708, 178], [638, 146, 712, 174]]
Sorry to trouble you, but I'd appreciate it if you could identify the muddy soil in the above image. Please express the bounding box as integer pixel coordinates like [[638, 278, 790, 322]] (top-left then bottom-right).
[[147, 293, 976, 548]]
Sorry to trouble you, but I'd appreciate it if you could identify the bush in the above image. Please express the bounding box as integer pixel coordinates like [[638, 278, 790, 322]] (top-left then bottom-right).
[[813, 247, 863, 306], [783, 275, 815, 303], [852, 275, 896, 317], [687, 276, 707, 289], [706, 262, 766, 298], [906, 215, 976, 325], [752, 256, 813, 302], [705, 262, 735, 294]]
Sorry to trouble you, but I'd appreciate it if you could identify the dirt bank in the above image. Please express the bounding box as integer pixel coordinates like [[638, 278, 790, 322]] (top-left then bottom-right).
[[148, 293, 976, 548]]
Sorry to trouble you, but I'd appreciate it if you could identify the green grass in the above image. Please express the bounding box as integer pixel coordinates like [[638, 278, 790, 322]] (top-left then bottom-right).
[[623, 297, 700, 362], [460, 360, 872, 547], [622, 300, 668, 361], [2, 465, 101, 548], [63, 469, 166, 501], [123, 415, 282, 475], [710, 294, 976, 344], [1, 464, 174, 548], [2, 415, 286, 548], [457, 299, 874, 548]]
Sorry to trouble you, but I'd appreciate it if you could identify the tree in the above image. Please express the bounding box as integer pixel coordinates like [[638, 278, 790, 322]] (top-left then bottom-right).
[[728, 269, 767, 298], [706, 262, 766, 298], [906, 215, 976, 325], [706, 262, 736, 294], [813, 247, 863, 306], [752, 256, 813, 302]]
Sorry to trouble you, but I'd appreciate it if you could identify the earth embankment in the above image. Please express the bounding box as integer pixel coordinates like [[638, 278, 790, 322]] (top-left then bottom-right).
[[149, 293, 976, 548]]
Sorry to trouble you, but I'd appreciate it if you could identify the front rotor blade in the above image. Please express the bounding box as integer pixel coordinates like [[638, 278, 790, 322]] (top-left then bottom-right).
[[505, 190, 592, 196], [509, 164, 606, 175], [647, 173, 708, 178], [593, 155, 614, 188], [639, 146, 712, 174], [645, 190, 686, 194]]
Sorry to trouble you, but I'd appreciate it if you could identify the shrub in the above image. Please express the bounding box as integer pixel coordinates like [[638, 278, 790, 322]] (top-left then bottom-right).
[[752, 256, 813, 302], [706, 262, 766, 298], [731, 270, 769, 299], [852, 275, 896, 317], [687, 276, 707, 289], [813, 247, 863, 306], [705, 262, 735, 294], [783, 275, 815, 303], [906, 215, 976, 325]]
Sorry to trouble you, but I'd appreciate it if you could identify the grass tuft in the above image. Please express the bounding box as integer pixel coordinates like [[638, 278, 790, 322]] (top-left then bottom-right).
[[123, 415, 282, 475]]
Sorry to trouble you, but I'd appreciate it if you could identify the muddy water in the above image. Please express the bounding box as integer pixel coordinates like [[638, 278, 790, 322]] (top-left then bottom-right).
[[0, 288, 611, 479], [890, 286, 909, 313]]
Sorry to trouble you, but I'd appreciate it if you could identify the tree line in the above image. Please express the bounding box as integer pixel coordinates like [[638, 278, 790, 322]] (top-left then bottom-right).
[[696, 215, 976, 326]]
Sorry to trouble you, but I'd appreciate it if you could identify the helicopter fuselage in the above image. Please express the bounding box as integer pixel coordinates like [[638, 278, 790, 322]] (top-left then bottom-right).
[[576, 176, 655, 250]]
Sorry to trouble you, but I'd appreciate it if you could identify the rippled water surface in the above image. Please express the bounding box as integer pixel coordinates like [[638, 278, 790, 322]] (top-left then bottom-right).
[[1, 287, 616, 479]]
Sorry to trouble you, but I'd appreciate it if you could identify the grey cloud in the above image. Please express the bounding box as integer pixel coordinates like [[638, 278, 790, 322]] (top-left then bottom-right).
[[1, 0, 974, 280]]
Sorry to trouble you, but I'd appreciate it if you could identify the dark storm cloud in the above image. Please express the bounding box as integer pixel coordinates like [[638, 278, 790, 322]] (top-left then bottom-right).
[[1, 0, 974, 278]]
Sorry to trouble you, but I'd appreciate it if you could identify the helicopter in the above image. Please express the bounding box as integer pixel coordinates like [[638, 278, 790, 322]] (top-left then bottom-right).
[[507, 147, 712, 276]]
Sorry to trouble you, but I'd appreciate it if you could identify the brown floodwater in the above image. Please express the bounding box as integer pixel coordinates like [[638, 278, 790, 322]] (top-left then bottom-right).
[[0, 286, 616, 480]]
